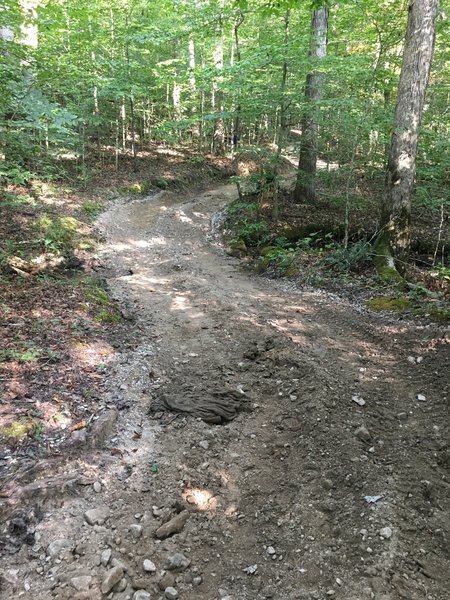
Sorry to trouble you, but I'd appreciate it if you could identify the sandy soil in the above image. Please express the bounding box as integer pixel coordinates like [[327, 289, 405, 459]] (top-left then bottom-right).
[[1, 184, 449, 600]]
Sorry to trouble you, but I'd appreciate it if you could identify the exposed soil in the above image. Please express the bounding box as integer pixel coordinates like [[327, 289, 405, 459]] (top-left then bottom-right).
[[0, 181, 449, 600]]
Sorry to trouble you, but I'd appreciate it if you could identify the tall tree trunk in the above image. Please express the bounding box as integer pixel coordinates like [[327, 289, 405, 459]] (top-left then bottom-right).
[[272, 10, 291, 222], [233, 11, 244, 147], [188, 36, 200, 139], [294, 6, 328, 203], [374, 0, 439, 278], [213, 15, 225, 154]]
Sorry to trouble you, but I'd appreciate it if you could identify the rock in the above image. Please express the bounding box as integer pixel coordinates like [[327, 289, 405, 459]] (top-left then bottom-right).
[[165, 587, 178, 600], [143, 559, 156, 573], [417, 393, 426, 402], [155, 510, 190, 539], [47, 538, 72, 559], [134, 591, 151, 600], [71, 429, 88, 444], [158, 573, 175, 591], [354, 425, 371, 442], [101, 548, 112, 567], [198, 440, 209, 450], [352, 395, 366, 406], [132, 578, 149, 590], [70, 576, 92, 591], [101, 566, 124, 594], [165, 552, 191, 571], [89, 409, 118, 448], [114, 577, 128, 592], [93, 481, 102, 493], [379, 526, 393, 539], [266, 546, 276, 555], [130, 524, 143, 540], [193, 576, 202, 586], [84, 506, 110, 526]]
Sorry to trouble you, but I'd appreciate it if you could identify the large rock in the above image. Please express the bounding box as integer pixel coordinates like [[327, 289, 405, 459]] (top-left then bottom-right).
[[84, 506, 110, 526], [47, 538, 72, 559], [101, 566, 123, 594]]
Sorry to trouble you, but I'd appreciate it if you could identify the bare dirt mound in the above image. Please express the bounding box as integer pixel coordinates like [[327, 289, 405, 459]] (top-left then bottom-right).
[[1, 184, 448, 600]]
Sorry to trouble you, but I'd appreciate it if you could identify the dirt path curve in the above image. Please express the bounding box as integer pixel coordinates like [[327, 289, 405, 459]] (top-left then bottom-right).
[[3, 185, 448, 600]]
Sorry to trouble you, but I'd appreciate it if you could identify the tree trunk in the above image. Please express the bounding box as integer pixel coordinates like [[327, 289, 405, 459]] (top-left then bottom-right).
[[374, 0, 439, 279], [294, 6, 328, 204]]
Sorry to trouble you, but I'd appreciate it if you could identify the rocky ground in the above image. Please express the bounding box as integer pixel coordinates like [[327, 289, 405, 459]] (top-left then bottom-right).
[[0, 183, 449, 600]]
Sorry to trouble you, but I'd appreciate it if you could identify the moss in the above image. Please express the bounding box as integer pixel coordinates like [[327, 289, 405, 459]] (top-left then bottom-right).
[[284, 264, 300, 277], [2, 419, 34, 440], [372, 233, 404, 284], [367, 296, 411, 311], [229, 239, 247, 252], [414, 306, 450, 322]]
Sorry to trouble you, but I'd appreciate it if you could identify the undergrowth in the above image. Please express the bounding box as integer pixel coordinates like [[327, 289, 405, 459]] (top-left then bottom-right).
[[224, 197, 450, 322]]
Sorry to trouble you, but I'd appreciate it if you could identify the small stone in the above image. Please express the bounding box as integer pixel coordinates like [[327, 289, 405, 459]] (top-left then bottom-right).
[[193, 576, 202, 586], [352, 395, 366, 406], [166, 552, 190, 571], [165, 587, 178, 599], [101, 566, 124, 594], [133, 591, 151, 600], [354, 425, 371, 442], [407, 356, 416, 364], [130, 524, 143, 539], [198, 440, 209, 450], [84, 506, 110, 526], [47, 539, 72, 559], [101, 548, 112, 567], [70, 575, 92, 591], [380, 526, 393, 539], [93, 481, 102, 493], [417, 394, 426, 402], [266, 546, 276, 555], [158, 573, 175, 591], [143, 559, 156, 573], [326, 590, 335, 596]]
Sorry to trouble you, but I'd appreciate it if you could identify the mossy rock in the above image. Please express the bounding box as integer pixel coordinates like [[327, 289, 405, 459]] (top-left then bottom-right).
[[2, 419, 34, 440], [229, 239, 247, 252], [226, 239, 248, 258], [284, 264, 300, 277], [367, 296, 410, 311]]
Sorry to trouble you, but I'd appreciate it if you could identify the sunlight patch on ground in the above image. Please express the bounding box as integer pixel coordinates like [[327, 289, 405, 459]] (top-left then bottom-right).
[[183, 487, 217, 511], [174, 209, 193, 224], [70, 339, 115, 366]]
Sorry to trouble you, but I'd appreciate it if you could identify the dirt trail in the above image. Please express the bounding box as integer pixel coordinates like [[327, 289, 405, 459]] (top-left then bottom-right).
[[2, 185, 449, 600]]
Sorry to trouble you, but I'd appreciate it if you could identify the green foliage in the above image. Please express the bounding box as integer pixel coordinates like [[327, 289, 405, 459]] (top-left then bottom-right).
[[0, 345, 42, 363], [84, 285, 121, 324], [82, 201, 104, 217], [36, 215, 79, 254], [322, 241, 371, 273]]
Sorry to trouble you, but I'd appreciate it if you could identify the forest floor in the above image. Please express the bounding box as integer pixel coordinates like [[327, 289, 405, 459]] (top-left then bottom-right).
[[0, 150, 449, 600]]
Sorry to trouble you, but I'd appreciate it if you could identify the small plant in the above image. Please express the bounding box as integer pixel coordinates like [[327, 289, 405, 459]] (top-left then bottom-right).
[[322, 240, 371, 273], [36, 215, 79, 254], [82, 201, 103, 217], [0, 347, 42, 363]]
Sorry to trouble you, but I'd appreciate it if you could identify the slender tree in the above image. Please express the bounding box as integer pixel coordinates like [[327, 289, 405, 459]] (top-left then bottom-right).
[[374, 0, 439, 277], [294, 5, 328, 203]]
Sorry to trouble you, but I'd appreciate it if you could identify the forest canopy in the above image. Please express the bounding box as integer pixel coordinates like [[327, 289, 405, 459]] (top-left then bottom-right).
[[0, 0, 449, 282]]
